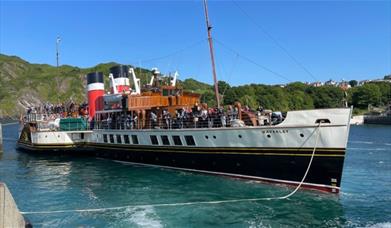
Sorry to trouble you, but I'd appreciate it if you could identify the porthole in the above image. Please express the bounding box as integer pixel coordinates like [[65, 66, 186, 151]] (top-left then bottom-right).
[[300, 133, 304, 138], [267, 134, 271, 138], [58, 135, 60, 138], [205, 136, 209, 139], [238, 135, 242, 138], [213, 136, 216, 139]]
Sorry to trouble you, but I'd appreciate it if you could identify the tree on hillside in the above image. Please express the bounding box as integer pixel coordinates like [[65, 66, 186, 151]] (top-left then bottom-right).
[[257, 86, 290, 111], [218, 81, 231, 94], [373, 82, 391, 105], [218, 80, 231, 105], [349, 80, 358, 87], [288, 90, 314, 110], [239, 95, 258, 109], [285, 82, 308, 92], [350, 83, 382, 108], [200, 91, 216, 107], [306, 86, 344, 108]]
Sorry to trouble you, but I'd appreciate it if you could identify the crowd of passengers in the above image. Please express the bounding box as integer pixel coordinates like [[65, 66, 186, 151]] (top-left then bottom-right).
[[96, 103, 284, 130], [24, 101, 88, 122], [24, 101, 284, 129]]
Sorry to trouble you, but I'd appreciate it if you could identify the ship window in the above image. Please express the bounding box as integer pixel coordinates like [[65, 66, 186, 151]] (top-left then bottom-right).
[[103, 134, 108, 143], [109, 134, 114, 143], [161, 135, 170, 145], [124, 135, 130, 144], [185, 135, 196, 146], [150, 135, 159, 145], [116, 135, 122, 144], [172, 135, 182, 145], [132, 135, 139, 144], [162, 89, 169, 96]]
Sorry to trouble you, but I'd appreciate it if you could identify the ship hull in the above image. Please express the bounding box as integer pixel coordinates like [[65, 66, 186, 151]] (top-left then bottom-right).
[[17, 108, 352, 193], [87, 144, 344, 193]]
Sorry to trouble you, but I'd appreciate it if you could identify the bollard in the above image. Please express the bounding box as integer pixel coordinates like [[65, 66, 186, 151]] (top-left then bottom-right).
[[0, 124, 3, 153]]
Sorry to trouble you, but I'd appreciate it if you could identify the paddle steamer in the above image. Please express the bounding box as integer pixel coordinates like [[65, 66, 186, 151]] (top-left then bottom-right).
[[17, 0, 352, 193]]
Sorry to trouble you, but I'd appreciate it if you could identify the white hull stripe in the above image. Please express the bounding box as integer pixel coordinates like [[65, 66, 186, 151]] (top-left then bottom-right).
[[109, 159, 339, 190], [87, 83, 104, 91]]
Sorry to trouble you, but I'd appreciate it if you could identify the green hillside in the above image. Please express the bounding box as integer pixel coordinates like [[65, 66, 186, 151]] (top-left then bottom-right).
[[0, 54, 152, 117]]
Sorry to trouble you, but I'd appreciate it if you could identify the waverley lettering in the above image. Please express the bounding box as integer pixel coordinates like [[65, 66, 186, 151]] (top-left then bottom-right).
[[261, 129, 288, 134]]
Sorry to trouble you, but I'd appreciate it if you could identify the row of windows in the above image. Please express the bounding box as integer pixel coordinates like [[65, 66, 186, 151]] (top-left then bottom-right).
[[150, 135, 195, 146], [103, 134, 139, 145], [102, 134, 195, 146]]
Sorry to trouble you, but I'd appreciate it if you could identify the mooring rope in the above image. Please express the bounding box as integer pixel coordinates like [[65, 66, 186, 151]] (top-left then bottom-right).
[[21, 124, 322, 215]]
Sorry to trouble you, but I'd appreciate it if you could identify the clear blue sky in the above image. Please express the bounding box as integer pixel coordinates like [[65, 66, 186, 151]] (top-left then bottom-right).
[[1, 1, 390, 85]]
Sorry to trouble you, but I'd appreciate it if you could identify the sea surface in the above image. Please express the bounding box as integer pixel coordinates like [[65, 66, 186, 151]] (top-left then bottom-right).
[[0, 124, 390, 227]]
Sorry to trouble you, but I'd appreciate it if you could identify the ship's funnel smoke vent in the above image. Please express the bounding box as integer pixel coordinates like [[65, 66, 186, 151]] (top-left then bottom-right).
[[87, 72, 104, 84], [110, 65, 130, 78]]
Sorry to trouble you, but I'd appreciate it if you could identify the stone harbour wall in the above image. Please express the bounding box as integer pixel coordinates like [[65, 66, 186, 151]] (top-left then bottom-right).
[[0, 183, 28, 228]]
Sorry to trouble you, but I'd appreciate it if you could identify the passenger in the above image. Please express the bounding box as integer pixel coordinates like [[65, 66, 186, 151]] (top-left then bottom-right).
[[200, 108, 208, 128], [163, 109, 171, 129], [207, 108, 213, 128], [131, 115, 138, 129], [150, 111, 158, 129], [176, 108, 185, 129], [125, 114, 131, 129], [107, 115, 112, 129], [192, 103, 200, 128], [217, 107, 226, 128], [227, 105, 234, 123], [233, 106, 239, 120]]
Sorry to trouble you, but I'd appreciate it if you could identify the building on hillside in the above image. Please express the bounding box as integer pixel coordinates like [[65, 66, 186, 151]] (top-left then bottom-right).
[[310, 81, 323, 87], [358, 80, 371, 86], [338, 81, 351, 90], [324, 79, 337, 86]]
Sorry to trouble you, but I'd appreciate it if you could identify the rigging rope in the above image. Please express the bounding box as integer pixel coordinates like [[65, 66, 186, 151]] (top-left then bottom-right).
[[139, 39, 207, 63], [231, 0, 318, 82], [213, 38, 291, 82], [21, 124, 322, 215]]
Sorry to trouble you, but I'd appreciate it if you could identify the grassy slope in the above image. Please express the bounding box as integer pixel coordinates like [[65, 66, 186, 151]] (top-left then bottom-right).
[[0, 54, 155, 117]]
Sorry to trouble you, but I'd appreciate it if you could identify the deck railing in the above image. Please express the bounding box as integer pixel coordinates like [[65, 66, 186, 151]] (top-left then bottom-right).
[[92, 114, 275, 130]]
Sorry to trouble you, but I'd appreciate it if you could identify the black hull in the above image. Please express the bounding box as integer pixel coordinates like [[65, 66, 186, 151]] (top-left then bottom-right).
[[17, 141, 345, 193]]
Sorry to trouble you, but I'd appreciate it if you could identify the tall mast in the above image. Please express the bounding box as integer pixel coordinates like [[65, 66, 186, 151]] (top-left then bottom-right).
[[56, 36, 61, 68], [203, 0, 220, 108]]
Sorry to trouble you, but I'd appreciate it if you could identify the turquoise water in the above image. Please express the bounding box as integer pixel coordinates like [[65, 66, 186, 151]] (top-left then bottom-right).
[[0, 124, 390, 227]]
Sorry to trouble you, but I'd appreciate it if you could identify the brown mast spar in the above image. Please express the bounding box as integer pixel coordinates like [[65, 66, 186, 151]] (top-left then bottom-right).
[[203, 0, 221, 108]]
